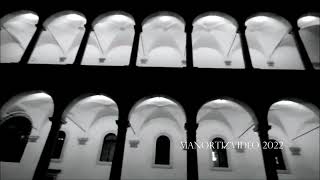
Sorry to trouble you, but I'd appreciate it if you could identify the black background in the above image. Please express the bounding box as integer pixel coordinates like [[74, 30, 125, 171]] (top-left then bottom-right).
[[1, 0, 319, 113]]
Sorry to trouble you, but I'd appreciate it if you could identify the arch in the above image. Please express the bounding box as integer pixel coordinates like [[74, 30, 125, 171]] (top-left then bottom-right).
[[298, 13, 320, 69], [0, 91, 54, 131], [1, 10, 38, 26], [193, 12, 238, 29], [138, 12, 186, 67], [81, 11, 135, 66], [245, 12, 292, 30], [142, 11, 185, 28], [297, 13, 320, 29], [92, 11, 135, 27], [1, 10, 39, 63], [129, 95, 186, 136], [62, 94, 118, 132], [43, 10, 86, 28], [268, 98, 320, 140], [197, 97, 258, 138], [0, 114, 32, 162], [269, 98, 320, 122], [140, 107, 180, 132], [192, 13, 242, 69], [30, 10, 86, 64], [244, 12, 305, 70]]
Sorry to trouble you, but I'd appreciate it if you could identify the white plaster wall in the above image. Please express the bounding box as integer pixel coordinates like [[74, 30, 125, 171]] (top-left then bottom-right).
[[49, 115, 118, 180], [0, 22, 37, 63], [29, 29, 84, 64], [192, 31, 245, 69], [121, 117, 187, 180], [197, 119, 266, 180], [268, 111, 320, 180], [248, 33, 304, 70], [137, 28, 186, 67], [82, 29, 134, 66]]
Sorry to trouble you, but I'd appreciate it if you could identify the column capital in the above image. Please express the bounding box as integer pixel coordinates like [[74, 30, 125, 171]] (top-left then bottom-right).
[[237, 23, 247, 33], [184, 122, 199, 131], [185, 23, 193, 33], [253, 123, 271, 133], [134, 24, 142, 33], [49, 114, 65, 124], [116, 119, 130, 128]]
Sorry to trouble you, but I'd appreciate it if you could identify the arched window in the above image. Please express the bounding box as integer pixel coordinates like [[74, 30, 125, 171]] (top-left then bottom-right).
[[51, 131, 66, 160], [211, 137, 228, 168], [270, 139, 286, 170], [155, 135, 170, 165], [100, 133, 117, 162], [0, 115, 32, 162]]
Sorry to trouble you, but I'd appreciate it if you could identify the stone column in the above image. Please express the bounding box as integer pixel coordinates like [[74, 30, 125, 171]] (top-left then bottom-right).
[[129, 24, 142, 67], [238, 24, 254, 70], [254, 120, 279, 180], [73, 23, 92, 65], [291, 26, 314, 70], [19, 21, 43, 64], [32, 111, 65, 180], [109, 106, 130, 180], [185, 109, 199, 180], [185, 23, 194, 68]]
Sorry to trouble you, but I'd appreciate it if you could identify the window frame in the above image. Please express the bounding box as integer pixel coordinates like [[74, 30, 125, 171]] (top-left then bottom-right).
[[50, 129, 68, 163], [152, 132, 173, 169], [269, 136, 291, 174], [96, 130, 117, 165], [0, 112, 32, 163], [208, 135, 232, 171]]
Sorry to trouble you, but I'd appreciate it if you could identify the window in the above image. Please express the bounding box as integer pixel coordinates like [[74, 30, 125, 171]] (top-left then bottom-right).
[[100, 133, 117, 162], [155, 135, 170, 165], [270, 139, 286, 170], [0, 115, 32, 162], [211, 137, 229, 168], [51, 131, 66, 160]]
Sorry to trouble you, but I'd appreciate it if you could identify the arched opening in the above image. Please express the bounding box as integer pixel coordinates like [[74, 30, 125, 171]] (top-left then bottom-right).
[[298, 13, 320, 69], [82, 12, 135, 66], [211, 137, 228, 168], [29, 11, 86, 64], [58, 94, 118, 179], [268, 99, 319, 178], [197, 98, 265, 179], [155, 135, 170, 165], [245, 13, 304, 69], [0, 90, 54, 180], [137, 12, 186, 67], [0, 115, 32, 162], [100, 133, 117, 162], [0, 10, 39, 63], [192, 12, 245, 69], [121, 96, 187, 179], [51, 130, 66, 160]]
